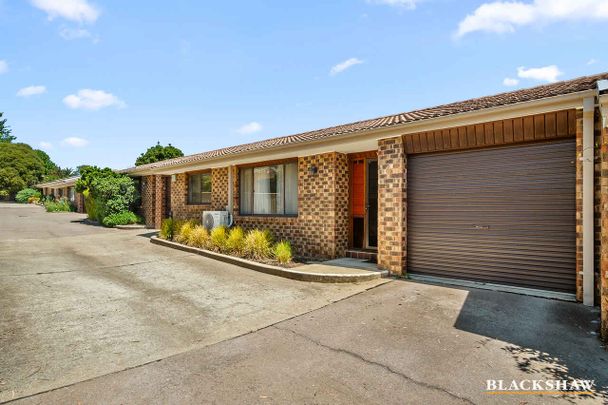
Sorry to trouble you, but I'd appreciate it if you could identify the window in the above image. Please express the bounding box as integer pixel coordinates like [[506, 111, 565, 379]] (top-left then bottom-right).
[[188, 172, 212, 204], [240, 162, 298, 216]]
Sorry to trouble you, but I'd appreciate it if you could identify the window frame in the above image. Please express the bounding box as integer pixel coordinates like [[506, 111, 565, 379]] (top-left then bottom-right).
[[239, 159, 298, 217], [187, 171, 212, 205]]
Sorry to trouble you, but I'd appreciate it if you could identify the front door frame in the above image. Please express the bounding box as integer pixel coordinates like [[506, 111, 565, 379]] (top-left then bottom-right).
[[348, 151, 378, 250]]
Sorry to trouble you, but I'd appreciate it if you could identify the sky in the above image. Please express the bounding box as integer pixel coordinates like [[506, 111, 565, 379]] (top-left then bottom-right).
[[1, 0, 607, 170]]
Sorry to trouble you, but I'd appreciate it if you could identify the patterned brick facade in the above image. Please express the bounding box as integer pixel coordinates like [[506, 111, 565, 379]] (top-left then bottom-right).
[[576, 111, 584, 301], [377, 137, 407, 275], [150, 152, 349, 259], [170, 168, 230, 222], [231, 152, 349, 259], [141, 175, 168, 229], [600, 104, 608, 341]]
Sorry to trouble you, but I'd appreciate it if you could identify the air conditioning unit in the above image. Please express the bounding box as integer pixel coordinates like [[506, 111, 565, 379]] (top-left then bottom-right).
[[202, 211, 232, 230]]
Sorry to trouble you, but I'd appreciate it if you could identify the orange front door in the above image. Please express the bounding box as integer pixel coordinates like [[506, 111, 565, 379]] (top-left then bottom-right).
[[351, 160, 365, 216]]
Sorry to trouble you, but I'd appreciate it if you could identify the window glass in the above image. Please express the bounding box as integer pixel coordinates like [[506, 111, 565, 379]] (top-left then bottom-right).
[[240, 162, 297, 215], [188, 173, 212, 204]]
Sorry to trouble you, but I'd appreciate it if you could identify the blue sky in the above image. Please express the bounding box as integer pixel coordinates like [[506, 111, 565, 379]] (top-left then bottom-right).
[[1, 0, 607, 169]]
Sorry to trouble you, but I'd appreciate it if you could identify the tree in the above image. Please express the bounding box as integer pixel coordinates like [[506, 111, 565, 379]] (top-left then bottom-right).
[[135, 142, 183, 166], [0, 143, 45, 199], [0, 112, 16, 143], [35, 149, 59, 178], [76, 166, 136, 223]]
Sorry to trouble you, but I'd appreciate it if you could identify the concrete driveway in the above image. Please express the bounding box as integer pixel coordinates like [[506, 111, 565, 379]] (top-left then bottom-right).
[[0, 203, 386, 402], [1, 203, 607, 404]]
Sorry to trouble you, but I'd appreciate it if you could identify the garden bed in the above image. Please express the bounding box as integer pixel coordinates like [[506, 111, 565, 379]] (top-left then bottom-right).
[[150, 236, 384, 283]]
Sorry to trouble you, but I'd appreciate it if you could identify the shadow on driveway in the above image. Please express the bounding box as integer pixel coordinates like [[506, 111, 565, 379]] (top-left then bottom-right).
[[452, 286, 608, 400]]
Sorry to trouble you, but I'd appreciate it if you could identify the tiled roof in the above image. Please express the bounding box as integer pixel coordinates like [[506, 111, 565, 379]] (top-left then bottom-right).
[[127, 72, 608, 173], [36, 176, 80, 188]]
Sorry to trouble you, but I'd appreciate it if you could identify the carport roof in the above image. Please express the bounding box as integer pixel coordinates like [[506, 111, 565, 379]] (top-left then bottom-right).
[[122, 71, 607, 173], [36, 176, 80, 189]]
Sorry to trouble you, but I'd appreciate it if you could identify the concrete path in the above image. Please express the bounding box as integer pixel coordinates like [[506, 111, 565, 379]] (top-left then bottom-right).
[[11, 276, 608, 404], [0, 203, 387, 403], [2, 203, 607, 404]]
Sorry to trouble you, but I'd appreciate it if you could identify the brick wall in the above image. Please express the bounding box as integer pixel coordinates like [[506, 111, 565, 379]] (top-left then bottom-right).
[[154, 152, 349, 260], [576, 111, 584, 301], [170, 168, 229, 222], [141, 175, 153, 228], [377, 137, 407, 275], [231, 152, 349, 259], [600, 109, 608, 341]]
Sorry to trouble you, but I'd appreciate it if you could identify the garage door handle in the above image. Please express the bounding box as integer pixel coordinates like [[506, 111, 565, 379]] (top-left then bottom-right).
[[473, 225, 490, 230]]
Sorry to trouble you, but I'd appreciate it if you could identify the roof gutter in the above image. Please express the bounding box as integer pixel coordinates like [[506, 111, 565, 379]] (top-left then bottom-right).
[[127, 89, 594, 176]]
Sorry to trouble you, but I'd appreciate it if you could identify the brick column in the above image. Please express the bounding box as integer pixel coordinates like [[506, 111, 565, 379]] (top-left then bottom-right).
[[599, 98, 608, 341], [377, 136, 407, 275], [576, 110, 584, 301], [153, 174, 166, 229], [141, 175, 157, 228]]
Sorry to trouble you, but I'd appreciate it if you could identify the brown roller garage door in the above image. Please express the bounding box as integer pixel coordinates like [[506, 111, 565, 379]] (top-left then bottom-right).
[[407, 140, 576, 293]]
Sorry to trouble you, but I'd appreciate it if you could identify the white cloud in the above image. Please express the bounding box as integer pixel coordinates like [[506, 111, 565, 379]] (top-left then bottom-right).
[[517, 65, 563, 82], [587, 58, 597, 65], [366, 0, 418, 9], [39, 141, 53, 150], [61, 137, 89, 147], [17, 85, 47, 97], [503, 77, 519, 86], [60, 27, 91, 39], [0, 60, 8, 74], [63, 89, 126, 110], [30, 0, 99, 23], [237, 121, 262, 135], [330, 57, 364, 76], [455, 0, 608, 38]]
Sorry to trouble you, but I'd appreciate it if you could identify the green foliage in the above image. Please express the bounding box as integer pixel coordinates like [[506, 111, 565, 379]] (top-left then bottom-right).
[[75, 166, 136, 223], [44, 198, 74, 212], [244, 229, 273, 260], [0, 112, 16, 143], [15, 188, 41, 203], [0, 143, 45, 199], [187, 225, 210, 249], [273, 241, 293, 265], [102, 211, 140, 227], [135, 142, 184, 166], [159, 218, 175, 240], [82, 189, 99, 221], [226, 226, 245, 255], [210, 226, 228, 253]]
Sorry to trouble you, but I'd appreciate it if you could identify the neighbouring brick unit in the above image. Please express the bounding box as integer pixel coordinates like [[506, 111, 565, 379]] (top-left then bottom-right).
[[170, 168, 229, 222], [600, 109, 608, 341], [141, 175, 168, 229], [231, 152, 349, 260], [158, 152, 349, 260], [377, 136, 407, 275], [75, 192, 85, 214]]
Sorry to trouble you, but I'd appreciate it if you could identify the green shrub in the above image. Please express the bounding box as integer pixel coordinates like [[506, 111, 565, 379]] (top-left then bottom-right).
[[210, 226, 228, 253], [187, 225, 210, 249], [244, 229, 273, 260], [82, 189, 99, 221], [273, 240, 293, 265], [15, 188, 41, 203], [27, 196, 40, 204], [44, 198, 74, 212], [76, 166, 136, 223], [159, 218, 175, 240], [102, 211, 140, 227], [175, 220, 198, 244], [226, 226, 245, 255]]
